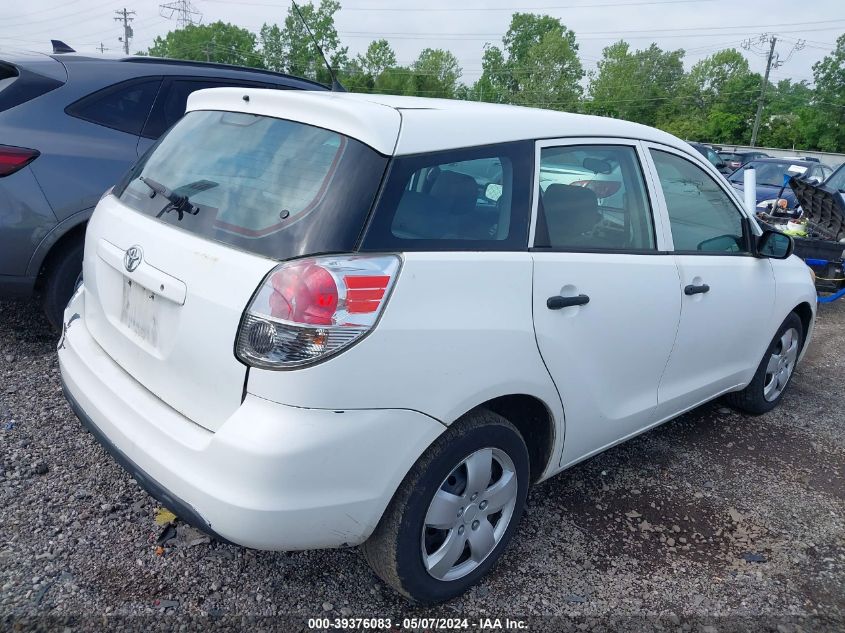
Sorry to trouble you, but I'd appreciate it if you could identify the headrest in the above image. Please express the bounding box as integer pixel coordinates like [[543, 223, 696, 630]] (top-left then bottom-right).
[[430, 170, 478, 215]]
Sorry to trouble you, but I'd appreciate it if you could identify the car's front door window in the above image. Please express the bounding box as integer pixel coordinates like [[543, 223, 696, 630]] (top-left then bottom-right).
[[650, 149, 747, 253]]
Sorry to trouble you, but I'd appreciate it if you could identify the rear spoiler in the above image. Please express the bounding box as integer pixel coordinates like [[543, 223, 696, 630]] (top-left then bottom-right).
[[790, 176, 845, 242]]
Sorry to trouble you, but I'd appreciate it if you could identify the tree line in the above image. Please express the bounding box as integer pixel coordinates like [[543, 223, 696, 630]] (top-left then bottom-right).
[[146, 0, 845, 153]]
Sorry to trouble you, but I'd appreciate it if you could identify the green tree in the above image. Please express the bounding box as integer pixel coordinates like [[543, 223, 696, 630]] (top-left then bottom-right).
[[757, 80, 815, 149], [148, 22, 262, 67], [410, 48, 462, 98], [809, 33, 845, 151], [259, 0, 348, 84], [661, 49, 759, 144], [471, 45, 510, 102], [476, 13, 583, 109], [339, 39, 398, 93], [374, 66, 415, 95], [359, 39, 397, 78], [587, 41, 685, 126]]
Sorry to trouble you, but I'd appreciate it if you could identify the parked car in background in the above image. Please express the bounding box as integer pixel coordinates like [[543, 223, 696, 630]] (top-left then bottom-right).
[[59, 89, 816, 604], [781, 156, 820, 163], [688, 142, 731, 175], [728, 158, 833, 216], [824, 162, 845, 194], [0, 46, 325, 328], [719, 150, 770, 172]]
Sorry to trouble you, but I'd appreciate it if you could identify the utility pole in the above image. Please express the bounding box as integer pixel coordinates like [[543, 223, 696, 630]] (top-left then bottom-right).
[[750, 36, 776, 148], [114, 8, 135, 55], [97, 42, 109, 54], [743, 34, 805, 148]]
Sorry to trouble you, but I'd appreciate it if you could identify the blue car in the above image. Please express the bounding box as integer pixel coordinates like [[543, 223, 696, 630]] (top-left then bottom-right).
[[728, 158, 834, 216]]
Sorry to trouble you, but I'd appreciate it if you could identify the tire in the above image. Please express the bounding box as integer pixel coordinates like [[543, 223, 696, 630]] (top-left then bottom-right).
[[362, 409, 530, 604], [724, 312, 803, 415], [42, 239, 84, 331]]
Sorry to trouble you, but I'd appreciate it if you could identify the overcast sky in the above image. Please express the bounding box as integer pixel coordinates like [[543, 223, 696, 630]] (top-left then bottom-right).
[[3, 0, 843, 85]]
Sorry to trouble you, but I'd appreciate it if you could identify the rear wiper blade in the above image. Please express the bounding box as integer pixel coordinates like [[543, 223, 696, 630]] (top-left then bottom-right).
[[140, 176, 199, 221]]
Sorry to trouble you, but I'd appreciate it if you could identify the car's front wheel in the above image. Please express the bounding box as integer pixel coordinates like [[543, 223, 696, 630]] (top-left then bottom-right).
[[725, 311, 804, 414], [363, 409, 529, 603]]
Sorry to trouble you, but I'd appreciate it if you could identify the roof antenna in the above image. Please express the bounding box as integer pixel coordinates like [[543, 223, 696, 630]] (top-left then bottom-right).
[[290, 0, 346, 92], [51, 40, 76, 54]]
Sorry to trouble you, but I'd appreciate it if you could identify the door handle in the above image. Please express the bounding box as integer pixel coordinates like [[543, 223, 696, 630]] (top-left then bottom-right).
[[547, 294, 590, 310], [684, 283, 710, 296]]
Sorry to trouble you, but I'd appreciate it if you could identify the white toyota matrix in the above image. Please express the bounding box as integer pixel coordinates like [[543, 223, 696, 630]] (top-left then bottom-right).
[[59, 88, 816, 603]]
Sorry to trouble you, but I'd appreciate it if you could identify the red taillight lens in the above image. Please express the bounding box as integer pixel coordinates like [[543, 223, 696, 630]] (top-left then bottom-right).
[[0, 145, 39, 177], [269, 262, 339, 325], [236, 254, 402, 369], [345, 275, 389, 313]]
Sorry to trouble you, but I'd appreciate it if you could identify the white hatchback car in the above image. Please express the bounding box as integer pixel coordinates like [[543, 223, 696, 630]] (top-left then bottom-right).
[[59, 89, 817, 603]]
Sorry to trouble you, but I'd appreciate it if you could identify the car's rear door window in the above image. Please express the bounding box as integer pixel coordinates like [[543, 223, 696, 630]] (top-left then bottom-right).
[[535, 144, 656, 251], [115, 110, 388, 260], [66, 77, 161, 135], [361, 141, 533, 251]]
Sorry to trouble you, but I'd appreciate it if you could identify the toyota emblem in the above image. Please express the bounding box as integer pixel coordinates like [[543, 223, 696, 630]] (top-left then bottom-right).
[[124, 245, 143, 272]]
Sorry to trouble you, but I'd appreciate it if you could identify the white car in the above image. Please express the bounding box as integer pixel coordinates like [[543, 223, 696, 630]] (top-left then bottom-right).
[[58, 89, 817, 603]]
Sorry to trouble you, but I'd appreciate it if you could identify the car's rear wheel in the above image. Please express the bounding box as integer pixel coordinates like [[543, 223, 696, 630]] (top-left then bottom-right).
[[362, 409, 529, 603], [42, 239, 84, 331], [725, 312, 803, 414]]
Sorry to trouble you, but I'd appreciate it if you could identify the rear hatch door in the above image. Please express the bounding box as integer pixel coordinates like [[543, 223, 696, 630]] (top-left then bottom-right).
[[81, 103, 390, 431]]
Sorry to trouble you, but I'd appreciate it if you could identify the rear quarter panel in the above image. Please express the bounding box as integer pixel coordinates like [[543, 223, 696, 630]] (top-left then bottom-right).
[[246, 252, 564, 456]]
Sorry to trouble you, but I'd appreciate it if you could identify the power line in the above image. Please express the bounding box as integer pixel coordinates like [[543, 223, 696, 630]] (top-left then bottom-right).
[[335, 18, 845, 39], [201, 0, 718, 9], [159, 0, 202, 27], [3, 0, 119, 28], [334, 25, 844, 41], [114, 8, 136, 55]]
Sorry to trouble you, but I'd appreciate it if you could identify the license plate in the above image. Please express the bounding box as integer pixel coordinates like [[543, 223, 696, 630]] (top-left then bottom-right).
[[120, 277, 158, 345]]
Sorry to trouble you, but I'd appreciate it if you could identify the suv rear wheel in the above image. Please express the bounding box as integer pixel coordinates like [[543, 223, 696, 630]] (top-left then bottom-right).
[[363, 409, 529, 603], [42, 238, 83, 331]]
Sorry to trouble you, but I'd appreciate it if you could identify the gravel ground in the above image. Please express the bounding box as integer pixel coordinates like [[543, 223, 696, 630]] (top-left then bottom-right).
[[1, 298, 843, 632]]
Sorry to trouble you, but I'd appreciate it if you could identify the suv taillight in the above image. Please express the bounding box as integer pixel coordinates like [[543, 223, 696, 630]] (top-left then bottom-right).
[[236, 254, 402, 369], [0, 145, 39, 177]]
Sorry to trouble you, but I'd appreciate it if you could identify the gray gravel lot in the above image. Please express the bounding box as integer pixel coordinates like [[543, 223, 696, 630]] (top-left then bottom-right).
[[1, 298, 843, 631]]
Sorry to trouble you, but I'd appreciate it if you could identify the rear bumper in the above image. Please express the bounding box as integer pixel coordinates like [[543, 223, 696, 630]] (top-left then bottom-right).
[[58, 288, 444, 550]]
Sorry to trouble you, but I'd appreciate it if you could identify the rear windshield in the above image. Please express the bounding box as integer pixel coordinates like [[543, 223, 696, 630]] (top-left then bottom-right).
[[115, 110, 388, 260]]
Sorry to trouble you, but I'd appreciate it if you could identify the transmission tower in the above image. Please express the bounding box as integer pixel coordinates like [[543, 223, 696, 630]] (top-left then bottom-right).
[[159, 0, 202, 28], [113, 8, 135, 55], [742, 34, 805, 147]]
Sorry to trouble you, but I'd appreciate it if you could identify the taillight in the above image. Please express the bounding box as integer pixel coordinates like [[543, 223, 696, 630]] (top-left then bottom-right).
[[0, 145, 39, 177], [236, 254, 401, 369]]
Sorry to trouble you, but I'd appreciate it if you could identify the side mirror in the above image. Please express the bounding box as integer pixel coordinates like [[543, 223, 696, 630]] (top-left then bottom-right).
[[716, 161, 726, 169], [756, 230, 794, 259]]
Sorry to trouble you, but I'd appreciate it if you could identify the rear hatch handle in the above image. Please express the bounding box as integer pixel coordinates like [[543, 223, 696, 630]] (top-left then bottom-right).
[[97, 239, 187, 305]]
